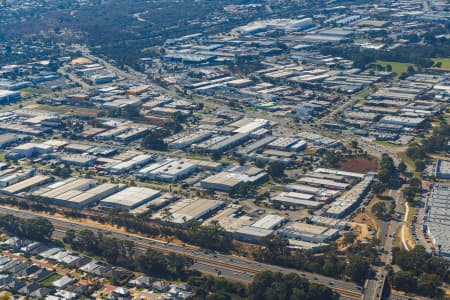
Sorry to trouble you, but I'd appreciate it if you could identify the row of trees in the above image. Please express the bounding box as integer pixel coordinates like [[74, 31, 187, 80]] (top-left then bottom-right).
[[0, 215, 53, 241], [63, 229, 192, 279], [248, 271, 339, 300], [100, 210, 235, 253], [253, 234, 374, 284], [406, 124, 450, 161], [391, 246, 449, 298]]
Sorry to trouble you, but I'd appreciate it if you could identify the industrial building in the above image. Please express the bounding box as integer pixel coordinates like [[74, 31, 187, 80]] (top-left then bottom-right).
[[279, 222, 340, 243], [325, 174, 374, 218], [424, 185, 450, 259], [2, 175, 52, 195], [200, 165, 268, 192], [57, 183, 122, 209], [99, 187, 161, 209], [234, 226, 274, 244], [108, 154, 155, 174], [272, 191, 321, 209], [60, 154, 97, 167], [435, 160, 450, 180], [33, 178, 98, 207], [153, 198, 224, 224], [169, 130, 213, 149], [0, 90, 21, 104], [251, 214, 287, 230], [202, 204, 253, 233], [137, 158, 198, 182], [0, 133, 28, 149], [11, 143, 53, 158]]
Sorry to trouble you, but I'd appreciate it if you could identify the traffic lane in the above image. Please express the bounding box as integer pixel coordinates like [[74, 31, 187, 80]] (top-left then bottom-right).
[[0, 206, 361, 294], [191, 262, 253, 283]]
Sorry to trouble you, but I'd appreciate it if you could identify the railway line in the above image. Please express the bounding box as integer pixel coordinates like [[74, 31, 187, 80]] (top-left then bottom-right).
[[3, 206, 362, 299]]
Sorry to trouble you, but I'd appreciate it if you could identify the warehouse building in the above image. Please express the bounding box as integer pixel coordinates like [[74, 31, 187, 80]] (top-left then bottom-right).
[[11, 143, 53, 158], [297, 177, 349, 190], [137, 158, 198, 182], [35, 178, 97, 204], [56, 183, 123, 209], [207, 132, 250, 153], [424, 185, 450, 259], [325, 174, 374, 218], [251, 214, 287, 230], [2, 175, 52, 195], [169, 130, 213, 149], [279, 222, 340, 243], [378, 115, 425, 127], [272, 191, 321, 209], [64, 143, 94, 154], [0, 133, 28, 149], [435, 160, 450, 180], [60, 154, 97, 167], [200, 166, 268, 192], [99, 187, 161, 209], [0, 90, 21, 104], [234, 226, 274, 244], [108, 154, 155, 174], [202, 204, 253, 233], [153, 198, 224, 224]]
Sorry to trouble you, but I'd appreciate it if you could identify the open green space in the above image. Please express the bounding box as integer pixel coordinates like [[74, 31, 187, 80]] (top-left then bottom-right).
[[432, 57, 450, 69], [40, 273, 62, 287], [371, 61, 416, 76]]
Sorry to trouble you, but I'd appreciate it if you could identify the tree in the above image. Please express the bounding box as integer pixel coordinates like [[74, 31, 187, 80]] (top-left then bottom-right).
[[371, 180, 386, 195], [414, 160, 425, 172], [417, 274, 442, 297], [343, 232, 356, 245], [345, 255, 370, 285], [268, 161, 285, 179], [351, 140, 358, 149], [371, 202, 387, 219], [142, 132, 168, 151], [249, 271, 338, 300], [378, 154, 397, 185], [211, 151, 222, 161], [398, 161, 407, 174], [386, 64, 392, 72], [407, 65, 415, 75], [393, 271, 417, 291]]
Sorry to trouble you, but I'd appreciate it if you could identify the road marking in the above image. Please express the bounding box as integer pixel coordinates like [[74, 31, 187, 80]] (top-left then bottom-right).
[[401, 202, 410, 251]]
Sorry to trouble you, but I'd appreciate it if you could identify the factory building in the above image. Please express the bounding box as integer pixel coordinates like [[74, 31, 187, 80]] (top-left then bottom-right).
[[435, 160, 450, 180], [251, 214, 287, 230], [60, 154, 97, 167], [11, 143, 53, 158], [169, 130, 212, 149], [2, 175, 52, 195], [234, 226, 274, 244], [325, 174, 374, 218], [424, 185, 450, 259], [0, 134, 28, 149], [272, 192, 321, 209], [34, 178, 97, 207], [0, 90, 21, 104], [99, 187, 161, 209], [200, 166, 268, 192], [108, 154, 155, 174], [153, 198, 224, 224], [137, 158, 198, 182], [279, 222, 340, 243]]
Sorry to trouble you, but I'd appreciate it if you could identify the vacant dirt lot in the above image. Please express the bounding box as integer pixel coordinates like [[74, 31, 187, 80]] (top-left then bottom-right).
[[340, 157, 378, 173]]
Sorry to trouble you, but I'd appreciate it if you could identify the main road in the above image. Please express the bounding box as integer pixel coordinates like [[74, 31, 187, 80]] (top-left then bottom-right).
[[0, 205, 362, 299]]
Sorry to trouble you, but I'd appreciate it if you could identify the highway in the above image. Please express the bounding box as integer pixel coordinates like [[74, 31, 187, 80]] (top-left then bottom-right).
[[0, 206, 362, 299]]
